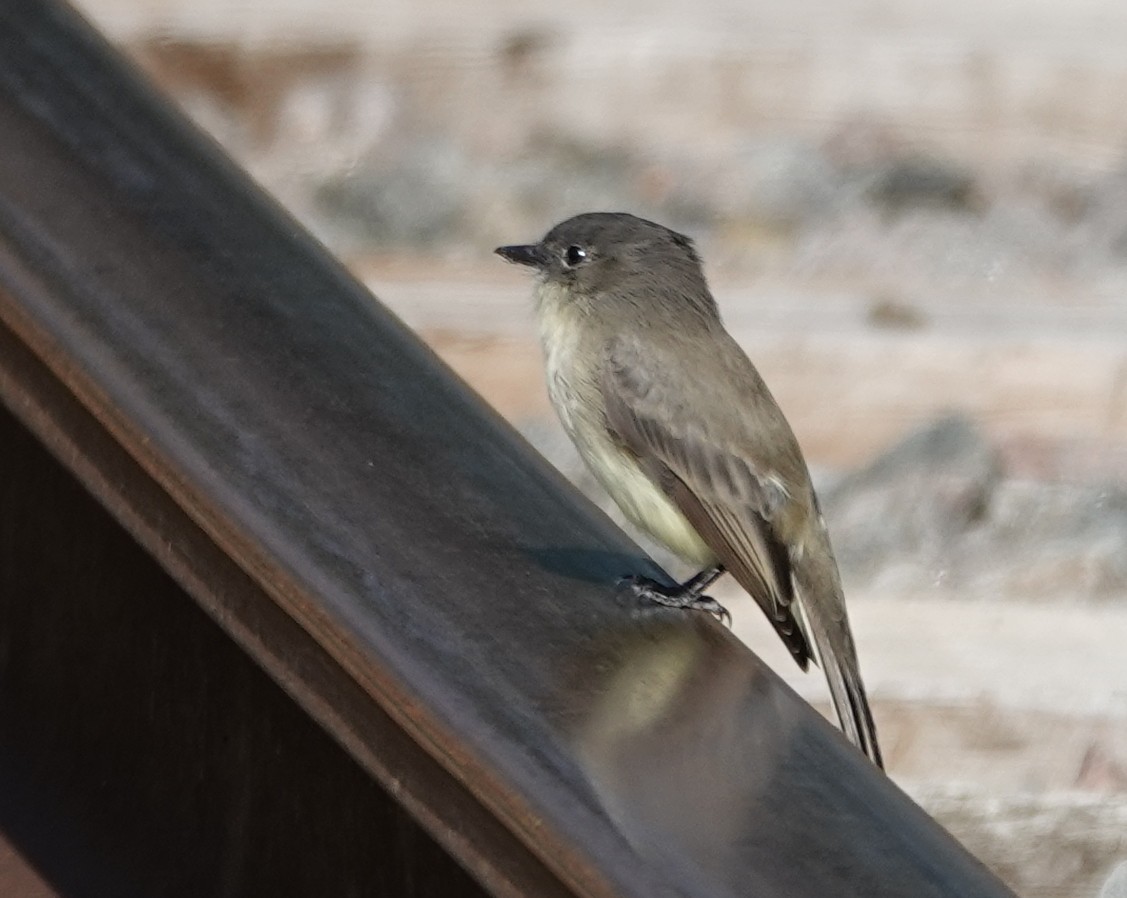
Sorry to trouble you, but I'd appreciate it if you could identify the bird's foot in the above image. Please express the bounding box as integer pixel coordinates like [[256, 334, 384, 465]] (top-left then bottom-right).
[[619, 575, 731, 626]]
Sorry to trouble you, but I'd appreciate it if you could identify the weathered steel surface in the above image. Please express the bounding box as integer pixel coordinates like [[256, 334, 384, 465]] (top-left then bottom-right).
[[0, 1, 1017, 895]]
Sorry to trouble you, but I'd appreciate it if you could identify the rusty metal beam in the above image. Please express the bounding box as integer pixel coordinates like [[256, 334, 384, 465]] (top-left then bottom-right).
[[0, 1, 1018, 895]]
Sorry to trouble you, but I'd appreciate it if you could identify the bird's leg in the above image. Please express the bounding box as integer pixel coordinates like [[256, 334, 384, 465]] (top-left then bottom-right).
[[621, 565, 730, 625], [680, 565, 726, 595]]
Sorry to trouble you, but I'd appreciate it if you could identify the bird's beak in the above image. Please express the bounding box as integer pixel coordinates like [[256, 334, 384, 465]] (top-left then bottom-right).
[[494, 243, 547, 268]]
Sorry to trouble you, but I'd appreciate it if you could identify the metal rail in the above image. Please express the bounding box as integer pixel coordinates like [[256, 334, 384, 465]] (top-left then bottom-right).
[[0, 1, 1018, 895]]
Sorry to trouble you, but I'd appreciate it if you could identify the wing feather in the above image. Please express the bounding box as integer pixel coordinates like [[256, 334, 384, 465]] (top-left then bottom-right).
[[602, 338, 812, 668]]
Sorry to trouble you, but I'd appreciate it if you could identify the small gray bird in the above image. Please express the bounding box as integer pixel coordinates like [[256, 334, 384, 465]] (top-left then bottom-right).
[[496, 212, 882, 767]]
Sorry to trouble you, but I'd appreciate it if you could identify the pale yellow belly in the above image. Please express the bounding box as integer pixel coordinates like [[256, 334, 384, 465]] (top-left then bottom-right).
[[536, 286, 715, 567], [577, 433, 717, 567]]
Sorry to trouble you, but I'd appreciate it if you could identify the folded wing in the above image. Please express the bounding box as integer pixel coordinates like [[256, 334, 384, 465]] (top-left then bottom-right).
[[601, 336, 812, 669]]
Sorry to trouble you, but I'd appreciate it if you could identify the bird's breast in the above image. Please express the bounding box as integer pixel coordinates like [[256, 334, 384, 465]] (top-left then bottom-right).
[[534, 296, 715, 567], [577, 433, 717, 566]]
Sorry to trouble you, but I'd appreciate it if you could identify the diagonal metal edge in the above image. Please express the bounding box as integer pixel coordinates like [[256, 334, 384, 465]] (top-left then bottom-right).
[[0, 303, 593, 898]]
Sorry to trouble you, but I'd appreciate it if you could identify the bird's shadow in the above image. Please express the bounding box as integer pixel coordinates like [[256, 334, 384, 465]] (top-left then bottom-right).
[[520, 545, 671, 589]]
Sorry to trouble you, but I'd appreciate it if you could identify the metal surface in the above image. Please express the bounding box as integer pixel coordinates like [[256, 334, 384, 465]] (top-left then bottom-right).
[[0, 1, 1018, 895], [0, 390, 496, 898]]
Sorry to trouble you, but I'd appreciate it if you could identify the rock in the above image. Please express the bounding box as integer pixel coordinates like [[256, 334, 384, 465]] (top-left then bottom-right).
[[864, 157, 980, 215], [822, 413, 1002, 584], [696, 138, 839, 231], [1099, 862, 1127, 898], [825, 413, 1127, 601], [313, 137, 470, 248], [972, 480, 1127, 600], [919, 789, 1127, 898]]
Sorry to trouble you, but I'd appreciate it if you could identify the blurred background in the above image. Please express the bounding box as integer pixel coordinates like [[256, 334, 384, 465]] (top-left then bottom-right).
[[72, 0, 1127, 894]]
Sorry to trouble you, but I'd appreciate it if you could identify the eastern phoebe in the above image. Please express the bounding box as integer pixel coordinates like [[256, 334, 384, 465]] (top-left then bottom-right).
[[496, 212, 882, 767]]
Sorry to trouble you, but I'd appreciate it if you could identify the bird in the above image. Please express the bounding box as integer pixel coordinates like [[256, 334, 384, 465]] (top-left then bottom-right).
[[496, 212, 883, 767]]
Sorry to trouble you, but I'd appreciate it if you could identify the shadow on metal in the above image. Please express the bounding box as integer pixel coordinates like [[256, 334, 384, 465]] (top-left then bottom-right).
[[0, 1, 1018, 896]]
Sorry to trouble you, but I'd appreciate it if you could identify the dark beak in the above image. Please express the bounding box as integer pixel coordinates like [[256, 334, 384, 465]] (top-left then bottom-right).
[[494, 243, 547, 268]]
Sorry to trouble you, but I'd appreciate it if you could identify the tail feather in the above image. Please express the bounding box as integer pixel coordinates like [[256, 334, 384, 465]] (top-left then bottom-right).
[[794, 580, 883, 769]]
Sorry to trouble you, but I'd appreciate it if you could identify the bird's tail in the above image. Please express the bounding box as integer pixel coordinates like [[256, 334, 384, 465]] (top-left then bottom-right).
[[793, 557, 883, 769]]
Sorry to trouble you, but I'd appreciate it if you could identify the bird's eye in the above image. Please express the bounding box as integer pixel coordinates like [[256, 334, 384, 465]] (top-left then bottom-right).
[[563, 245, 588, 267]]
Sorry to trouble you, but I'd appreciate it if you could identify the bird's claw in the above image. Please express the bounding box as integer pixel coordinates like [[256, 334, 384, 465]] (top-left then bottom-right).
[[618, 575, 732, 627]]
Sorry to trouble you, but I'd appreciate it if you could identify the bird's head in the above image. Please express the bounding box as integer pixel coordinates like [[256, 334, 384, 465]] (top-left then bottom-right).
[[495, 212, 715, 321]]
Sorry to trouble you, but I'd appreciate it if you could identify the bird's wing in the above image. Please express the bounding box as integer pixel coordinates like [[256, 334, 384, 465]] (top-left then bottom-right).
[[601, 335, 812, 668]]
